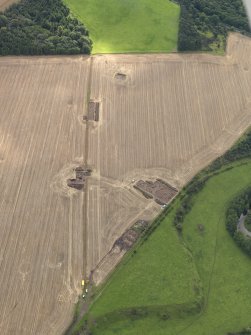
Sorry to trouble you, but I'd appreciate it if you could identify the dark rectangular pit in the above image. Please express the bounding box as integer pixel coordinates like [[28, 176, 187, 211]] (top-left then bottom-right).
[[134, 179, 178, 205], [88, 100, 100, 121]]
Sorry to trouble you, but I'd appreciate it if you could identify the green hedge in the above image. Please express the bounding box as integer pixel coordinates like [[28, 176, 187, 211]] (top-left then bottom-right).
[[173, 128, 251, 232]]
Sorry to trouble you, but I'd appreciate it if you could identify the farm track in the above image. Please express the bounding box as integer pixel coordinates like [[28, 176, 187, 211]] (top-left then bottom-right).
[[0, 33, 251, 334], [0, 56, 90, 335], [82, 57, 94, 277]]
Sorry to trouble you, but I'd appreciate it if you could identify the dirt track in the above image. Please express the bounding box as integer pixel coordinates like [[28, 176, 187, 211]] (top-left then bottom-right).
[[0, 56, 90, 334], [0, 33, 251, 334]]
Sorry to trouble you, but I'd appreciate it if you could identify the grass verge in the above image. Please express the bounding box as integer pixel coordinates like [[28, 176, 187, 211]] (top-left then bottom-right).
[[68, 125, 251, 334], [73, 159, 251, 335]]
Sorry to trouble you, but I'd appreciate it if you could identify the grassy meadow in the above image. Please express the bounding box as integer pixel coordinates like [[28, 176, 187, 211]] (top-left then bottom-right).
[[75, 160, 251, 335], [64, 0, 180, 53], [89, 216, 200, 316]]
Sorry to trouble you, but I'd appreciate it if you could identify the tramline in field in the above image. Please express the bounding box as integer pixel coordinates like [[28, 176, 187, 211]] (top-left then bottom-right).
[[0, 33, 251, 334]]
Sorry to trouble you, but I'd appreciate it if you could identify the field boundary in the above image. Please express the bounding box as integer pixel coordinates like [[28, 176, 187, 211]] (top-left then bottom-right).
[[74, 119, 251, 333], [69, 158, 251, 334]]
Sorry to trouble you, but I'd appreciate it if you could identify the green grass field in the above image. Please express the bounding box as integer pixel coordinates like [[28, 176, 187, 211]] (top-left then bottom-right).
[[64, 0, 180, 53], [88, 219, 200, 318], [78, 161, 251, 335]]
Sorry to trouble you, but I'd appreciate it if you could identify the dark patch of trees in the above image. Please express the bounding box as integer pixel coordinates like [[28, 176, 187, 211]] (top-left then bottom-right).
[[177, 0, 250, 51], [173, 177, 208, 232], [207, 130, 251, 172], [0, 0, 92, 56], [174, 128, 251, 232], [226, 189, 251, 236], [224, 187, 251, 258]]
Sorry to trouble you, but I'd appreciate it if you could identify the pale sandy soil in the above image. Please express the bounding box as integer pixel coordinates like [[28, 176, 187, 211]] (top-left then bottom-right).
[[0, 56, 90, 334], [0, 0, 16, 11], [87, 33, 251, 282], [0, 33, 251, 334]]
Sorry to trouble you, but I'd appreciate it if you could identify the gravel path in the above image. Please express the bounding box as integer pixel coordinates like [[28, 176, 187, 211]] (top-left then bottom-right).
[[243, 0, 251, 28], [237, 214, 251, 237]]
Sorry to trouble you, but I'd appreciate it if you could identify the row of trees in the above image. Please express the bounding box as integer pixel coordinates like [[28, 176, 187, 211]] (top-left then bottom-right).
[[177, 0, 250, 51], [173, 176, 209, 232], [0, 0, 92, 55], [207, 130, 251, 172], [173, 127, 251, 233]]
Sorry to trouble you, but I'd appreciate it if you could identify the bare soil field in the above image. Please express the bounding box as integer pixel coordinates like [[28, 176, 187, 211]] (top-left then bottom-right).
[[0, 56, 90, 334], [87, 33, 251, 282], [1, 33, 251, 334], [0, 0, 16, 11]]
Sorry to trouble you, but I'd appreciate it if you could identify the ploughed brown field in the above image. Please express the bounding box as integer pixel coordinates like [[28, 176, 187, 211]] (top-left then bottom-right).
[[0, 33, 251, 334], [0, 0, 16, 11]]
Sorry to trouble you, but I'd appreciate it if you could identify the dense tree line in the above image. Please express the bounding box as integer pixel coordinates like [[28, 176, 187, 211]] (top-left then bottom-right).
[[173, 176, 209, 232], [226, 188, 251, 257], [0, 0, 92, 55], [177, 0, 250, 51], [207, 130, 251, 172], [173, 128, 251, 232]]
